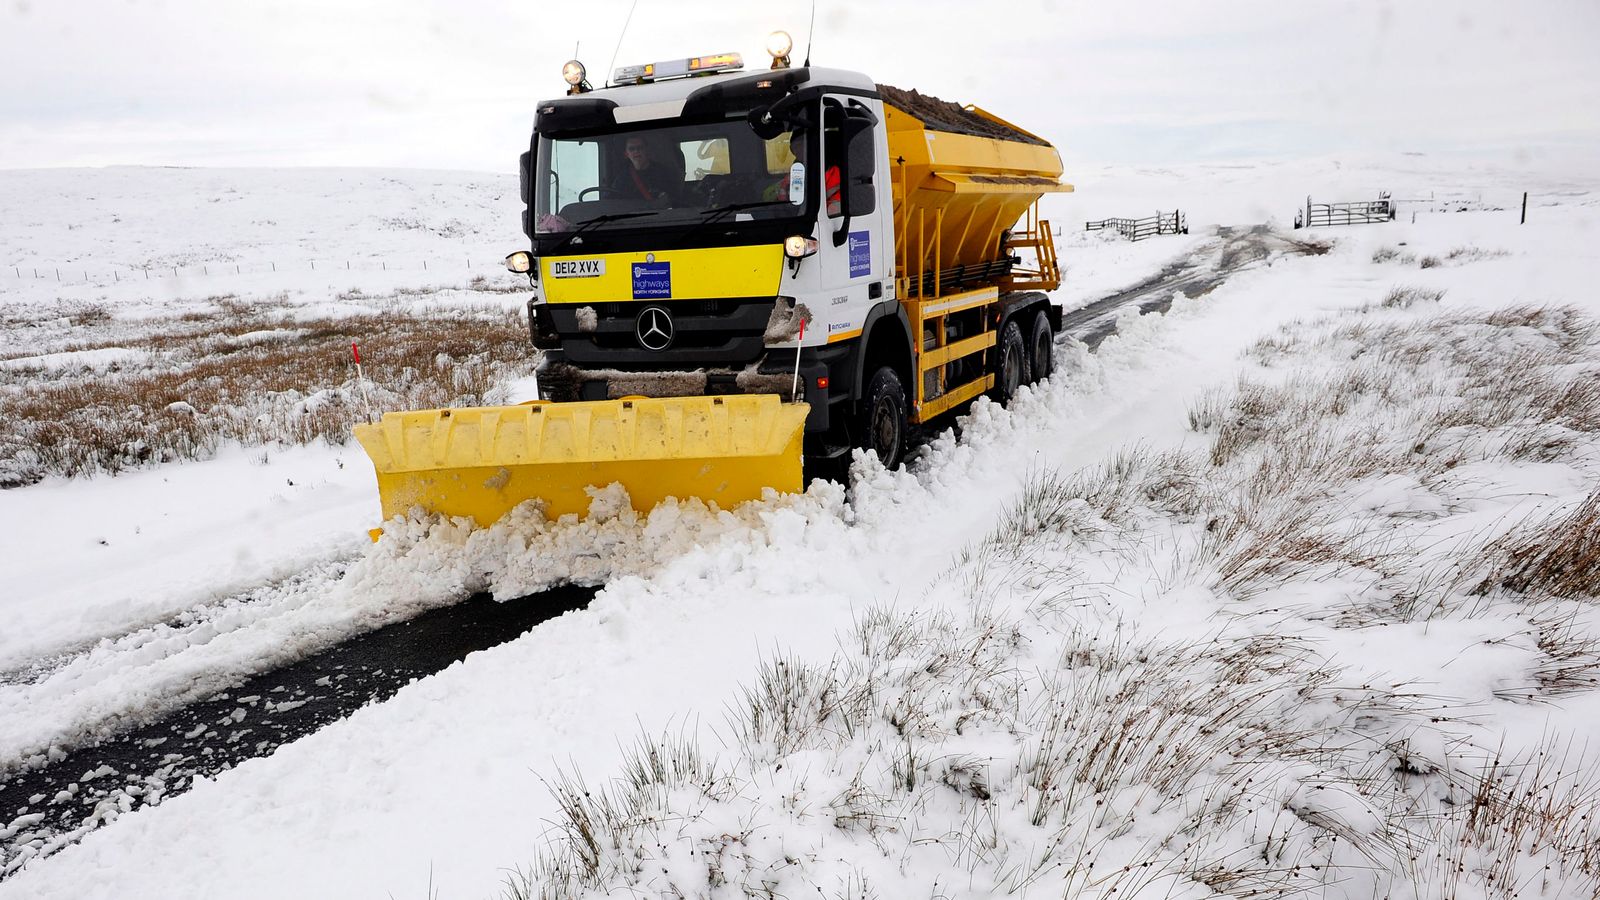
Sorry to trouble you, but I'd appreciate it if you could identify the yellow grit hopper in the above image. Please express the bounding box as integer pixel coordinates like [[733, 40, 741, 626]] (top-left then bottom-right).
[[354, 394, 807, 534], [878, 84, 1074, 290]]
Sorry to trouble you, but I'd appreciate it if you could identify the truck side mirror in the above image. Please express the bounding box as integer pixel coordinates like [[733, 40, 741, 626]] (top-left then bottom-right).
[[747, 94, 817, 140], [842, 115, 876, 217], [519, 150, 532, 205], [832, 107, 877, 245]]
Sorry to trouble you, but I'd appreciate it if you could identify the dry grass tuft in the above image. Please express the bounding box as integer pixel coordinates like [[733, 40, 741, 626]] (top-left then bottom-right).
[[1203, 503, 1388, 600], [1371, 245, 1417, 265], [1417, 739, 1600, 896], [988, 448, 1207, 547], [1445, 245, 1510, 264], [1484, 304, 1598, 350], [1382, 285, 1446, 309], [1476, 490, 1600, 600]]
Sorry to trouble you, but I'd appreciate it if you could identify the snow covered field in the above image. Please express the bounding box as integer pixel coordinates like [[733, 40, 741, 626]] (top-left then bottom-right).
[[2, 159, 1599, 897]]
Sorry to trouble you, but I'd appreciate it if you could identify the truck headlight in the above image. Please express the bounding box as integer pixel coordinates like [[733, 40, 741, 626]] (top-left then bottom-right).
[[562, 60, 586, 86], [505, 251, 533, 273], [784, 235, 818, 259]]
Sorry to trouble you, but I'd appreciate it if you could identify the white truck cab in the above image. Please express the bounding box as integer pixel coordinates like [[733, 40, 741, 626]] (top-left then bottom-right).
[[509, 43, 1068, 468]]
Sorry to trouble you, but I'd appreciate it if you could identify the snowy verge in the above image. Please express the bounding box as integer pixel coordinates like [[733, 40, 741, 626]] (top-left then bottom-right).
[[508, 303, 1600, 900]]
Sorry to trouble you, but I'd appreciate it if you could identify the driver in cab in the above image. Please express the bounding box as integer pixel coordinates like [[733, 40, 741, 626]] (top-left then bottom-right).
[[614, 136, 680, 203]]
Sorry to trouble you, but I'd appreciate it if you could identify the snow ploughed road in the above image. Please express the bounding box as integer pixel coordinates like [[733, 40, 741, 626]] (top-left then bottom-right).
[[2, 163, 1597, 899], [0, 586, 594, 873], [0, 227, 1275, 875]]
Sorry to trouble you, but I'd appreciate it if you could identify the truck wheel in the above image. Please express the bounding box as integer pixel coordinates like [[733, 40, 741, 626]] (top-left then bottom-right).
[[1028, 310, 1054, 384], [859, 366, 907, 469], [991, 319, 1027, 403]]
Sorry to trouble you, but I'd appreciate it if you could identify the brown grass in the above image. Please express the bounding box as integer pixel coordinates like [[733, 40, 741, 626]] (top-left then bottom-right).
[[0, 303, 534, 485]]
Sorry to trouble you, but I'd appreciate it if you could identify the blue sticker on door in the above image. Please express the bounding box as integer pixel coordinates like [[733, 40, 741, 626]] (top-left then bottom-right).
[[848, 231, 871, 278], [632, 261, 671, 299]]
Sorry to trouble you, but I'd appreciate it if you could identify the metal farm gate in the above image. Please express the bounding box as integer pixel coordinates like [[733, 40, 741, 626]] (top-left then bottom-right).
[[1085, 210, 1188, 242], [1301, 193, 1395, 228]]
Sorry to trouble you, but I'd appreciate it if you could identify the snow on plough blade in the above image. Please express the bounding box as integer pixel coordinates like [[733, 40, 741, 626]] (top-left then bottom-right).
[[353, 394, 808, 539]]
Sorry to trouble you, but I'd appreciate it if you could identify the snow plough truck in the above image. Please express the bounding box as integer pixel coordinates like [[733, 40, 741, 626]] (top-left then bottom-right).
[[354, 33, 1072, 533]]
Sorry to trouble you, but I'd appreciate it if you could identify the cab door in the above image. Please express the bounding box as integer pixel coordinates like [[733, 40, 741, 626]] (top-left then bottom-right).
[[812, 95, 887, 344]]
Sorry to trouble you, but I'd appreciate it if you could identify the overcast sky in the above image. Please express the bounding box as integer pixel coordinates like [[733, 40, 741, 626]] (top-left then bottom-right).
[[3, 0, 1597, 173]]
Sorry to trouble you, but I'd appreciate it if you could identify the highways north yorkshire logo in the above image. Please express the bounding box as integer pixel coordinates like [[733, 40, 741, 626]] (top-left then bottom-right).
[[635, 306, 674, 351]]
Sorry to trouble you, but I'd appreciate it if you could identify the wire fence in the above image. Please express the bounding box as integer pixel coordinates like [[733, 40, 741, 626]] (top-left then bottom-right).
[[4, 257, 508, 288]]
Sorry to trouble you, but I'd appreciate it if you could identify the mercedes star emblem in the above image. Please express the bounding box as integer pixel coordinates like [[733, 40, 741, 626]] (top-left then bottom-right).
[[635, 306, 674, 351]]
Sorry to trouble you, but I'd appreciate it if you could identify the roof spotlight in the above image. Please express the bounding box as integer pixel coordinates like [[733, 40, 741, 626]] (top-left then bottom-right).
[[766, 30, 792, 69], [562, 60, 589, 93]]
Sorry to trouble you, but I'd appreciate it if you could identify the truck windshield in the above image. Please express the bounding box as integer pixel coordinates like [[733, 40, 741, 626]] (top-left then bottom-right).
[[534, 118, 812, 236]]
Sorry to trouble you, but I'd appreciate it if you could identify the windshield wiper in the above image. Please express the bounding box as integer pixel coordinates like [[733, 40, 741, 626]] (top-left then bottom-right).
[[551, 211, 657, 252], [686, 200, 794, 239]]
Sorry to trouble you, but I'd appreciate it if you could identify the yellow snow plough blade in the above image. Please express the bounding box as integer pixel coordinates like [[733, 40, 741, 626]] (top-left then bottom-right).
[[353, 394, 808, 537]]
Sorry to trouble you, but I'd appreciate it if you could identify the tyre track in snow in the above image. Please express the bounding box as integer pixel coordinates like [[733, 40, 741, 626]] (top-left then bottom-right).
[[1060, 225, 1299, 349], [0, 223, 1310, 876]]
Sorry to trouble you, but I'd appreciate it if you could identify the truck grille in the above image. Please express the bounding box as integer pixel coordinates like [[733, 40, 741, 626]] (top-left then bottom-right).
[[545, 298, 776, 367]]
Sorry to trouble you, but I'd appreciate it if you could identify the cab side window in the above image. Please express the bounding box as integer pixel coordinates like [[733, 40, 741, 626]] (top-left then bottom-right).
[[822, 98, 877, 219], [822, 100, 846, 218]]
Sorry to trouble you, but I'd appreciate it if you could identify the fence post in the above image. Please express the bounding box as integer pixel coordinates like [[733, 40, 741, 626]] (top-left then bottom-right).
[[1521, 191, 1528, 225]]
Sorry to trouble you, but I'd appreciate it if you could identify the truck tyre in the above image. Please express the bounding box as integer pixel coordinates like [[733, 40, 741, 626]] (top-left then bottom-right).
[[991, 319, 1027, 403], [859, 366, 907, 469], [1028, 310, 1054, 384]]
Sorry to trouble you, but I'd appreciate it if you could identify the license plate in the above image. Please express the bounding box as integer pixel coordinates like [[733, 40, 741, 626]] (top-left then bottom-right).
[[550, 259, 605, 278]]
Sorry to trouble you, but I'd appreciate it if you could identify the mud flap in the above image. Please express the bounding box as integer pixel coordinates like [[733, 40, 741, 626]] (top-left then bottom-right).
[[353, 395, 808, 536]]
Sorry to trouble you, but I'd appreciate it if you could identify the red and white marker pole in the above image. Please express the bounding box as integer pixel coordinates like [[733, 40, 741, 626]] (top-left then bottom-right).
[[351, 341, 375, 423], [790, 315, 806, 403]]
